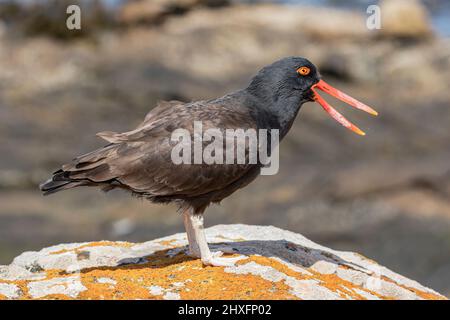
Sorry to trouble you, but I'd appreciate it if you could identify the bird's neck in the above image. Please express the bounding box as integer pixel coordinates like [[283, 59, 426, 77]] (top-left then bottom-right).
[[245, 85, 306, 138]]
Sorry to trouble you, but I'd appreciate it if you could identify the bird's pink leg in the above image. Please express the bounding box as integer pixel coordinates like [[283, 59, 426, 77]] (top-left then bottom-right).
[[183, 209, 201, 258], [182, 209, 242, 267]]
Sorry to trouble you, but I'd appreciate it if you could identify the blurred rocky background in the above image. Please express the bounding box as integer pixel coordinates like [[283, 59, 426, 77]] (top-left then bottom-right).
[[0, 0, 449, 296]]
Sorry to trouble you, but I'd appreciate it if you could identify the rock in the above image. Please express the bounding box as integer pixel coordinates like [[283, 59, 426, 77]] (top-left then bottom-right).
[[99, 4, 376, 93], [118, 0, 193, 25], [162, 4, 368, 39], [118, 0, 229, 25], [0, 19, 5, 39], [0, 283, 21, 299], [27, 276, 87, 299], [381, 43, 450, 96], [0, 0, 115, 40], [0, 265, 46, 282], [379, 0, 433, 39], [0, 225, 445, 300]]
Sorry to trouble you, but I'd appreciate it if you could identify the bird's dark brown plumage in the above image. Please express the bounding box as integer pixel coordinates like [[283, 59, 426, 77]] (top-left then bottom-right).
[[41, 97, 263, 213]]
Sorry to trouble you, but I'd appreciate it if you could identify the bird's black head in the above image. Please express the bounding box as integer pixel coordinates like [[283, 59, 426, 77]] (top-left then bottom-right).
[[246, 56, 378, 136], [247, 57, 320, 104]]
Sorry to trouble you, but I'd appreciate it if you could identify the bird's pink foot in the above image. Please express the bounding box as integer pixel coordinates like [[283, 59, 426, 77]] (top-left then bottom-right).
[[201, 251, 243, 267]]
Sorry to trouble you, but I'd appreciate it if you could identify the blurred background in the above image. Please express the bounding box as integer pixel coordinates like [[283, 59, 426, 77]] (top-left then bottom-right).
[[0, 0, 449, 296]]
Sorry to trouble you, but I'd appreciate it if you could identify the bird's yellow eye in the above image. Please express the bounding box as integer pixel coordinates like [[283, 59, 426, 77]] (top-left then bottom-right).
[[297, 66, 310, 76]]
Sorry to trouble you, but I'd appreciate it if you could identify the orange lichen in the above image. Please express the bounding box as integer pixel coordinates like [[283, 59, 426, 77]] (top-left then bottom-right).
[[2, 245, 446, 300], [0, 279, 29, 300], [381, 276, 445, 300], [158, 240, 177, 247], [215, 235, 246, 242], [308, 269, 391, 300], [74, 250, 297, 300], [5, 250, 298, 300], [238, 255, 391, 300], [35, 294, 72, 300], [50, 241, 132, 255]]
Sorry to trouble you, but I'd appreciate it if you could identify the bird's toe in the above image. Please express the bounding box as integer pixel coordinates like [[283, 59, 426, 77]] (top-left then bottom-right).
[[201, 253, 244, 267], [211, 251, 224, 258]]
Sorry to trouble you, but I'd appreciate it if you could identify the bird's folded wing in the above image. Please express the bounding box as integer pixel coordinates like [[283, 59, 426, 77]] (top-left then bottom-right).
[[62, 100, 259, 197]]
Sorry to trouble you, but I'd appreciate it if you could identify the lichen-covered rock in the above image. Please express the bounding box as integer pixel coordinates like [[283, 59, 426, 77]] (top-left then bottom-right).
[[379, 0, 433, 39], [0, 225, 445, 300]]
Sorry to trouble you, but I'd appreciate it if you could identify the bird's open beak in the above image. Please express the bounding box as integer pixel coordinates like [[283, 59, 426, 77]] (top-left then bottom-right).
[[311, 80, 378, 136]]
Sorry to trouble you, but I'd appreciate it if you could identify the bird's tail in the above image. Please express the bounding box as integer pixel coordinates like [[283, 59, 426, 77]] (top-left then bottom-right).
[[39, 143, 119, 196], [39, 170, 85, 196]]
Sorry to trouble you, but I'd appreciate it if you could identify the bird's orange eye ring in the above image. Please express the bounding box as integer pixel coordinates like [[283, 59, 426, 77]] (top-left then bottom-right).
[[297, 66, 310, 76]]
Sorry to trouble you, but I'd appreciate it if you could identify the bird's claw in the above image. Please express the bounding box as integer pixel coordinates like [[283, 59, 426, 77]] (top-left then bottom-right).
[[201, 251, 243, 267]]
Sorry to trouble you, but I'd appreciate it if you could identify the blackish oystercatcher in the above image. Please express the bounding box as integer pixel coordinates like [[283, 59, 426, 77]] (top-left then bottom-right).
[[40, 57, 377, 266]]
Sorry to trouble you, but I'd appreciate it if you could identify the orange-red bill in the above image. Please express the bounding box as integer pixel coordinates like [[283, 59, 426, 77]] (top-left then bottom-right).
[[311, 79, 378, 136]]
